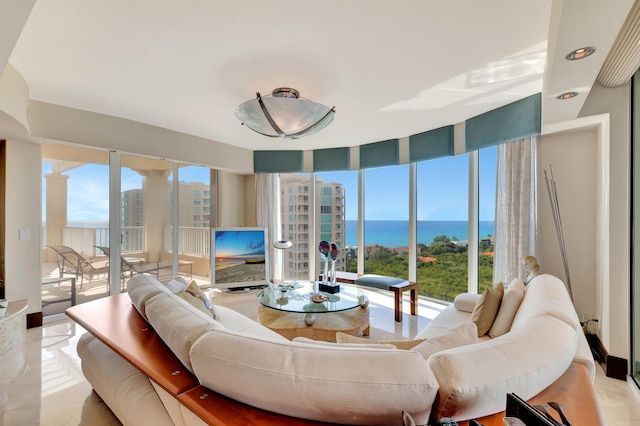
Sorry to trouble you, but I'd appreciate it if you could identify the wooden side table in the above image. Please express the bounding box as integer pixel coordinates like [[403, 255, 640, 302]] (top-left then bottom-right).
[[326, 272, 418, 322]]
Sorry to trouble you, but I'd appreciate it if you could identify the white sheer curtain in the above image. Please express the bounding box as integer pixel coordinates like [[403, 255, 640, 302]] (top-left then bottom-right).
[[256, 173, 281, 283], [493, 136, 538, 284]]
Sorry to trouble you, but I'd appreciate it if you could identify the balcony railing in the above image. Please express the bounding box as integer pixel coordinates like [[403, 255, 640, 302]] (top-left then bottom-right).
[[61, 226, 210, 258], [166, 226, 210, 257], [62, 226, 145, 256]]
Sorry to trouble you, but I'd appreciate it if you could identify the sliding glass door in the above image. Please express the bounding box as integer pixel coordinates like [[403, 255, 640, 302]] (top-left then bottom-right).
[[41, 145, 111, 315]]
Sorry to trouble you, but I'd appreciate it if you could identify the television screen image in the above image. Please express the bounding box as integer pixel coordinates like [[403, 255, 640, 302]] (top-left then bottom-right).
[[210, 227, 270, 290]]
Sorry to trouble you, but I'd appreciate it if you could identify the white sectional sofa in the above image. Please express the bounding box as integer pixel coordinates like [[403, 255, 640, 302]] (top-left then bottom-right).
[[72, 272, 595, 425]]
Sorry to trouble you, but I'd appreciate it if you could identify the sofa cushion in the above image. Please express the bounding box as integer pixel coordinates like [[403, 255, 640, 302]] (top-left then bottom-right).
[[293, 336, 398, 350], [214, 305, 288, 340], [166, 277, 217, 319], [334, 332, 424, 349], [127, 274, 174, 320], [415, 304, 484, 340], [354, 274, 407, 290], [77, 333, 175, 426], [145, 292, 224, 373], [453, 293, 481, 313], [470, 283, 504, 336], [488, 278, 525, 338], [428, 315, 578, 421], [190, 330, 439, 425], [511, 274, 580, 330], [411, 322, 478, 360]]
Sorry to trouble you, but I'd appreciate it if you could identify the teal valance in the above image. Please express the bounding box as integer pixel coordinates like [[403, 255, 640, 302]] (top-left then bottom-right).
[[313, 147, 350, 172], [409, 125, 454, 162], [254, 150, 304, 173], [359, 139, 399, 169], [465, 93, 541, 152]]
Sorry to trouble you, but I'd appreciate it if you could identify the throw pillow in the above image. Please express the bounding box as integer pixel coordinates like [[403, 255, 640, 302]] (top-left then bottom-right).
[[335, 332, 425, 350], [453, 292, 482, 313], [410, 321, 478, 360], [488, 278, 525, 338], [470, 283, 504, 336], [292, 336, 397, 350], [166, 277, 217, 319]]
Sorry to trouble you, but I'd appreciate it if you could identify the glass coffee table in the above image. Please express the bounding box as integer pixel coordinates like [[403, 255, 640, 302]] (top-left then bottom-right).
[[257, 282, 370, 341]]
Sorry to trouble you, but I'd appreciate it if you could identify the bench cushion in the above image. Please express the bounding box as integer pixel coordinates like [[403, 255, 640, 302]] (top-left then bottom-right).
[[355, 274, 407, 290]]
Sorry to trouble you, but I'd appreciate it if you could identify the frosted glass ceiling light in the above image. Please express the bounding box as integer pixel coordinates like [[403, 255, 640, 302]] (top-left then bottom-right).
[[235, 87, 335, 139]]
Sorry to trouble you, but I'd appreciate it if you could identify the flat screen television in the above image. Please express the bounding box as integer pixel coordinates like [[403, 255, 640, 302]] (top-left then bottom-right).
[[210, 227, 270, 291]]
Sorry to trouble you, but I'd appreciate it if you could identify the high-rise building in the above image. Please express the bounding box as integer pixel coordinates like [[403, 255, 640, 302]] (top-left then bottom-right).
[[173, 181, 211, 228], [280, 175, 346, 281], [121, 182, 211, 228], [122, 189, 144, 226]]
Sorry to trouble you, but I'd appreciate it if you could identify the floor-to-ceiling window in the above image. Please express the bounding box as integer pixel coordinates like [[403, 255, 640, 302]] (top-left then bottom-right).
[[416, 155, 469, 302], [279, 173, 313, 281], [478, 146, 497, 293], [41, 146, 215, 316], [275, 149, 496, 302], [42, 145, 110, 314], [363, 165, 410, 280], [172, 164, 212, 282], [631, 70, 640, 390], [315, 171, 358, 275]]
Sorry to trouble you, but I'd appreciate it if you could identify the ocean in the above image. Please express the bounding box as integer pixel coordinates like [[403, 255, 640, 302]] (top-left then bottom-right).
[[60, 220, 494, 250], [345, 220, 494, 248]]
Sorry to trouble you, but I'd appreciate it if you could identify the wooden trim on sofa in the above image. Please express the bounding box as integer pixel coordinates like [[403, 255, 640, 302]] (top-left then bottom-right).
[[66, 293, 326, 425]]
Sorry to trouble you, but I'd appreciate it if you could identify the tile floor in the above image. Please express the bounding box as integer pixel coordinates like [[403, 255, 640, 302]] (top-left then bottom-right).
[[1, 286, 639, 425]]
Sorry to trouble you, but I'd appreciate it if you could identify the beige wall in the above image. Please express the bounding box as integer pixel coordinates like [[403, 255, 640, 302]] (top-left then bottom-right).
[[4, 139, 42, 314], [218, 171, 248, 227], [538, 129, 598, 323]]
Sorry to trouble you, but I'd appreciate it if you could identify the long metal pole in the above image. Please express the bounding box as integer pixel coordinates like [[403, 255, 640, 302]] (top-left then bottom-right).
[[544, 166, 573, 300]]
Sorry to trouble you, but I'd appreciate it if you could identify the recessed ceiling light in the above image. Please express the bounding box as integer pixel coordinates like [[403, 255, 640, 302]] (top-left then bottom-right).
[[566, 47, 595, 60], [557, 92, 579, 100]]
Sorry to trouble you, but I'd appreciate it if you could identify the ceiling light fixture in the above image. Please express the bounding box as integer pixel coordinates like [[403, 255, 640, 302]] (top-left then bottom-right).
[[234, 88, 335, 139], [557, 91, 579, 100], [565, 47, 595, 61]]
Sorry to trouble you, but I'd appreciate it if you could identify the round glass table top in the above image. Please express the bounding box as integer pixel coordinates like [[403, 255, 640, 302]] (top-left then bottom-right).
[[258, 281, 365, 314]]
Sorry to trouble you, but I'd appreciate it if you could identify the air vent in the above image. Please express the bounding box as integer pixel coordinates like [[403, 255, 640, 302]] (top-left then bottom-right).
[[597, 0, 640, 88]]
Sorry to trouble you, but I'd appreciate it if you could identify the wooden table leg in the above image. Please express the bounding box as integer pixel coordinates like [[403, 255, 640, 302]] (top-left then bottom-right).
[[410, 283, 417, 315], [392, 287, 402, 322], [391, 282, 419, 322]]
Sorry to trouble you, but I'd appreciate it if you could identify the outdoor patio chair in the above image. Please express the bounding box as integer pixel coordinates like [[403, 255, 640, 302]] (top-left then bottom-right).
[[94, 246, 161, 287], [45, 245, 110, 289], [94, 246, 193, 287]]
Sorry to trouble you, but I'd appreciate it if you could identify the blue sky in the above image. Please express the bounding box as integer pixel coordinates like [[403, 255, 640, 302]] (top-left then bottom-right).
[[319, 145, 497, 221], [42, 163, 210, 222], [43, 146, 497, 222]]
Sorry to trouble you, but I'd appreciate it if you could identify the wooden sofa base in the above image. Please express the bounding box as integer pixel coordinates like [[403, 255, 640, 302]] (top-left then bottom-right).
[[67, 293, 605, 426]]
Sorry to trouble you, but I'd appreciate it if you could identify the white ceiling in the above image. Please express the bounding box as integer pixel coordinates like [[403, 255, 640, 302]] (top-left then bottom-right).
[[6, 0, 636, 151]]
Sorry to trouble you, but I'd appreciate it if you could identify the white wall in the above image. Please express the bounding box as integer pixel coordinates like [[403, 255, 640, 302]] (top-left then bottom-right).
[[580, 83, 631, 359], [538, 129, 598, 322], [4, 139, 42, 314]]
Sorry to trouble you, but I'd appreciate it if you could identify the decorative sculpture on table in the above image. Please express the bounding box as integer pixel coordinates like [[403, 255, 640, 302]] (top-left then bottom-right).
[[330, 243, 339, 285], [521, 255, 541, 285], [318, 240, 340, 293], [318, 240, 331, 284]]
